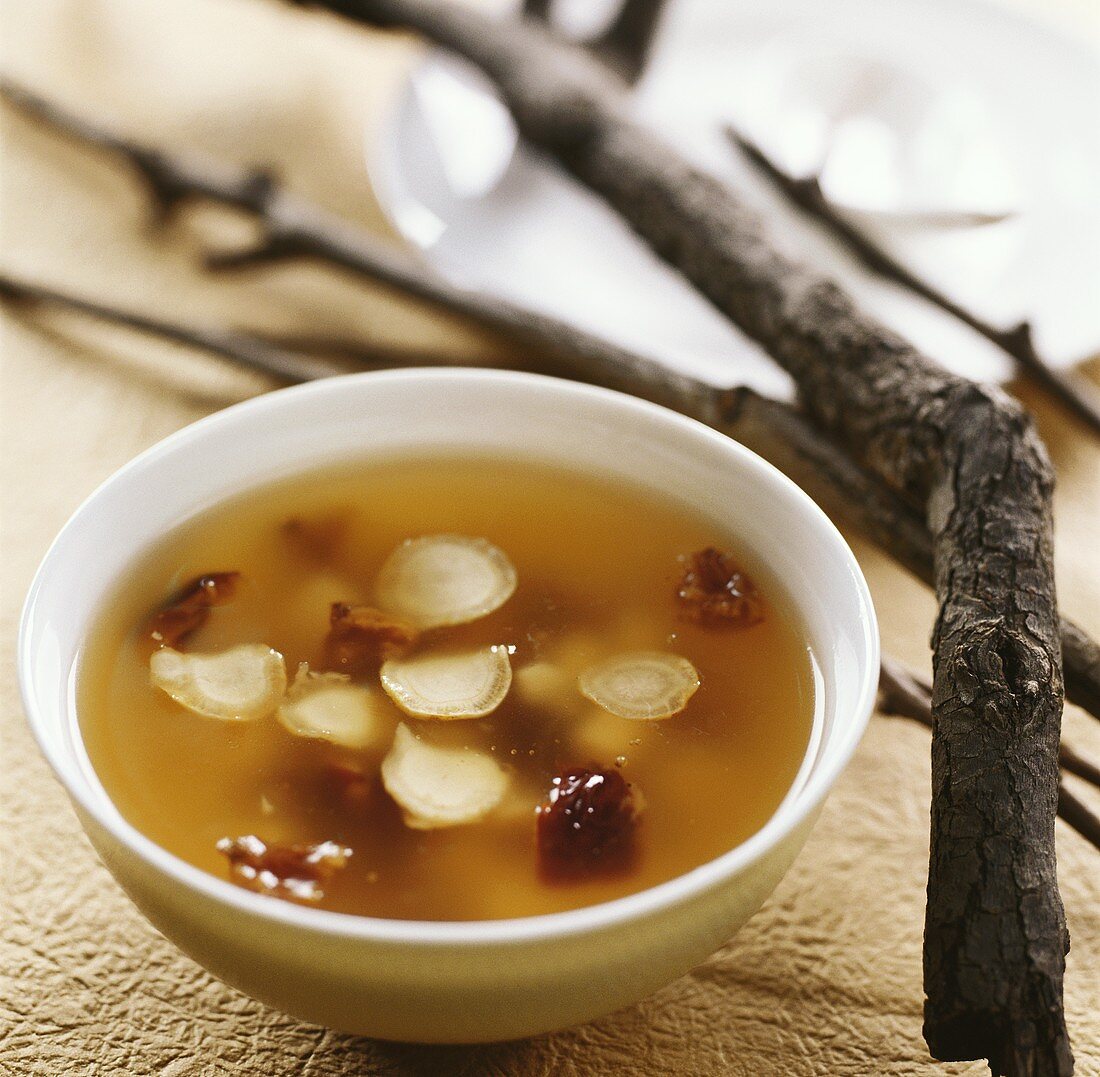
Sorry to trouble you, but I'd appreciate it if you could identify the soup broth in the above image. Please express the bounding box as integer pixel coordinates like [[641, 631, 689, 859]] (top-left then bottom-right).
[[79, 456, 816, 921]]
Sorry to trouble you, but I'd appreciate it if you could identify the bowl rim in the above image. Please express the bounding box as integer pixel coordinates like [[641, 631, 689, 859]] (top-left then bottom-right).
[[19, 368, 879, 947]]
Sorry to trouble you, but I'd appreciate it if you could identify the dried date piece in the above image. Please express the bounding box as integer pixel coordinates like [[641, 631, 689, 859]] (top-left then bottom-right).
[[323, 602, 418, 675], [536, 766, 640, 882], [148, 572, 240, 648], [216, 834, 351, 903], [676, 548, 763, 628]]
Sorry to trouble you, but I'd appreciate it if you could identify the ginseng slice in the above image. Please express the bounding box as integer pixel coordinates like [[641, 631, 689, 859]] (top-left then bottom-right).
[[380, 646, 512, 720], [150, 644, 287, 721], [375, 534, 517, 629], [277, 664, 394, 750], [578, 651, 700, 720], [381, 723, 509, 829]]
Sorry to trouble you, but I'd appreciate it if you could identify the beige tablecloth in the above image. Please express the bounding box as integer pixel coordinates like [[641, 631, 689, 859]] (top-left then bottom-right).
[[2, 2, 1098, 1073]]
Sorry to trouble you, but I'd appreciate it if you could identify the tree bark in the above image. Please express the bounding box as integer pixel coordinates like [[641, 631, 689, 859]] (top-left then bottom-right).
[[291, 2, 1072, 1070], [725, 124, 1100, 435]]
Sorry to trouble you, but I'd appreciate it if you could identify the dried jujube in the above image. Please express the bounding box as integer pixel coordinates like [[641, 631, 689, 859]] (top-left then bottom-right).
[[148, 571, 240, 648], [676, 547, 764, 628], [323, 602, 418, 675], [536, 766, 641, 881], [216, 834, 351, 903]]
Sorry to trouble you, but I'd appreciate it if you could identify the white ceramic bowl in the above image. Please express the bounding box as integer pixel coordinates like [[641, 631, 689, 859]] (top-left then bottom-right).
[[19, 369, 878, 1043]]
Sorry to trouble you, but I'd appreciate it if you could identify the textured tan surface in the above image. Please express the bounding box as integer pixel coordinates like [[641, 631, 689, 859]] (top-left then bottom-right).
[[1, 1, 1098, 1073]]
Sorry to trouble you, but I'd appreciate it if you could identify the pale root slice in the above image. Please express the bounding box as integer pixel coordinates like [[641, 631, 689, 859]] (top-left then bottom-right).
[[150, 644, 287, 721], [380, 646, 512, 720], [277, 664, 395, 750], [381, 723, 509, 829], [374, 534, 517, 629], [578, 651, 700, 720]]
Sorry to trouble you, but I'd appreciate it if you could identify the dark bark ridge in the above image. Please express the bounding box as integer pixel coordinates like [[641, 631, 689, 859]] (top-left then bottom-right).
[[291, 2, 1071, 1071], [726, 125, 1100, 436], [878, 657, 1100, 850]]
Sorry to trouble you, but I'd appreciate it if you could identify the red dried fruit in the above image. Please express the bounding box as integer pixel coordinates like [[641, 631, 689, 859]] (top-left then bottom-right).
[[676, 547, 764, 628], [536, 766, 640, 882], [148, 572, 240, 648], [216, 835, 351, 903], [323, 603, 418, 675]]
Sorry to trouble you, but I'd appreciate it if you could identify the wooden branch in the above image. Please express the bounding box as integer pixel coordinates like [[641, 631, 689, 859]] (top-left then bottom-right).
[[519, 0, 668, 81], [881, 655, 1100, 858], [285, 3, 1074, 1070], [879, 656, 1100, 804], [727, 387, 1100, 724], [879, 658, 1100, 853], [520, 0, 552, 22], [7, 76, 1099, 731], [727, 125, 1100, 437], [0, 274, 340, 383], [588, 0, 669, 82], [0, 79, 714, 428]]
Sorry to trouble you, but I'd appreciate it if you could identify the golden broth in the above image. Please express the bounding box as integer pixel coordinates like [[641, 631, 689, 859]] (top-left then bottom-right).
[[78, 456, 815, 920]]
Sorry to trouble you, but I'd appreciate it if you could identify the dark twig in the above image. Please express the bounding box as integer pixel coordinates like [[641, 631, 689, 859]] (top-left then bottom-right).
[[1059, 740, 1100, 790], [589, 0, 669, 82], [0, 274, 340, 383], [521, 0, 552, 22], [520, 0, 668, 82], [0, 78, 712, 427], [879, 656, 1100, 852], [1057, 785, 1100, 852], [732, 384, 1100, 725], [6, 75, 1100, 731], [727, 125, 1100, 437], [879, 657, 1100, 852], [879, 656, 1100, 793]]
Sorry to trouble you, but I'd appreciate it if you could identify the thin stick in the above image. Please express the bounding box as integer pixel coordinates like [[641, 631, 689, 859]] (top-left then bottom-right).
[[879, 656, 1100, 852], [0, 275, 339, 383], [879, 656, 1100, 789], [521, 0, 669, 83], [727, 125, 1100, 437], [589, 0, 669, 82], [0, 78, 714, 427]]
